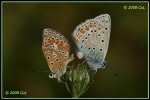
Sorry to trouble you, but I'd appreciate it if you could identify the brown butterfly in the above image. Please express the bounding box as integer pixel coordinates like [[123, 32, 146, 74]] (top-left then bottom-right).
[[42, 28, 73, 80]]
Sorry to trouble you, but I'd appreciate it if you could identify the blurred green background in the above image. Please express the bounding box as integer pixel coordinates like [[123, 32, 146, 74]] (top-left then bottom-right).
[[2, 2, 148, 98]]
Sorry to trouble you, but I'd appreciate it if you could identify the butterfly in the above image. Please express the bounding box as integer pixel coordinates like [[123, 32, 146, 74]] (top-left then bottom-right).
[[72, 14, 111, 71], [42, 28, 73, 80]]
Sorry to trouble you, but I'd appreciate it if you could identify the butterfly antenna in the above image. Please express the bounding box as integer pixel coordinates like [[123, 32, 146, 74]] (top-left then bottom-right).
[[32, 69, 49, 73], [109, 65, 118, 77]]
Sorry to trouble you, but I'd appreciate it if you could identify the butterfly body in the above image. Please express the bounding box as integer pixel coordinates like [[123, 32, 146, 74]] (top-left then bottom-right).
[[72, 14, 111, 71]]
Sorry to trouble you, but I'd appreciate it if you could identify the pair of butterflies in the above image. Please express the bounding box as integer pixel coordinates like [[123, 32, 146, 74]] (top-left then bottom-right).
[[42, 14, 111, 80]]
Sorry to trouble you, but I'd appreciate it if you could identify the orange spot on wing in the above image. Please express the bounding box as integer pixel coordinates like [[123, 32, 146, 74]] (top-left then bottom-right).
[[63, 45, 69, 51], [80, 29, 85, 34], [51, 39, 55, 43], [78, 34, 82, 40], [48, 39, 52, 43], [86, 27, 89, 31], [58, 42, 64, 47], [93, 22, 97, 27], [76, 35, 80, 41], [45, 44, 49, 47], [89, 24, 93, 27], [55, 40, 59, 44]]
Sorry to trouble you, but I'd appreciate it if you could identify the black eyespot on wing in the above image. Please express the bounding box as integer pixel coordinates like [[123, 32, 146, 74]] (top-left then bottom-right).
[[93, 48, 95, 49], [102, 40, 104, 42], [94, 30, 96, 32], [85, 37, 87, 39], [98, 34, 100, 36], [100, 49, 102, 51], [82, 40, 84, 42], [88, 47, 90, 50], [105, 28, 107, 30], [58, 50, 61, 53]]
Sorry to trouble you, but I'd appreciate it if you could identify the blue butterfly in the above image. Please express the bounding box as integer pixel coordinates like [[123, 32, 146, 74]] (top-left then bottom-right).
[[72, 14, 111, 71]]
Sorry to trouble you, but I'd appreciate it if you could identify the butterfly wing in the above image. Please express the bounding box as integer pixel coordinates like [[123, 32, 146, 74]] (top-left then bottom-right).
[[42, 28, 70, 78], [72, 14, 111, 70]]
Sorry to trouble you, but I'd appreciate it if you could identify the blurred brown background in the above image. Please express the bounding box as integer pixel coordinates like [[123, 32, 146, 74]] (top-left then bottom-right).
[[2, 2, 148, 98]]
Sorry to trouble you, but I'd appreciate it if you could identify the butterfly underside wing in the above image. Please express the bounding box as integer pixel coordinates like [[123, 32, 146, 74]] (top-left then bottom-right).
[[42, 28, 71, 79], [72, 14, 111, 71]]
